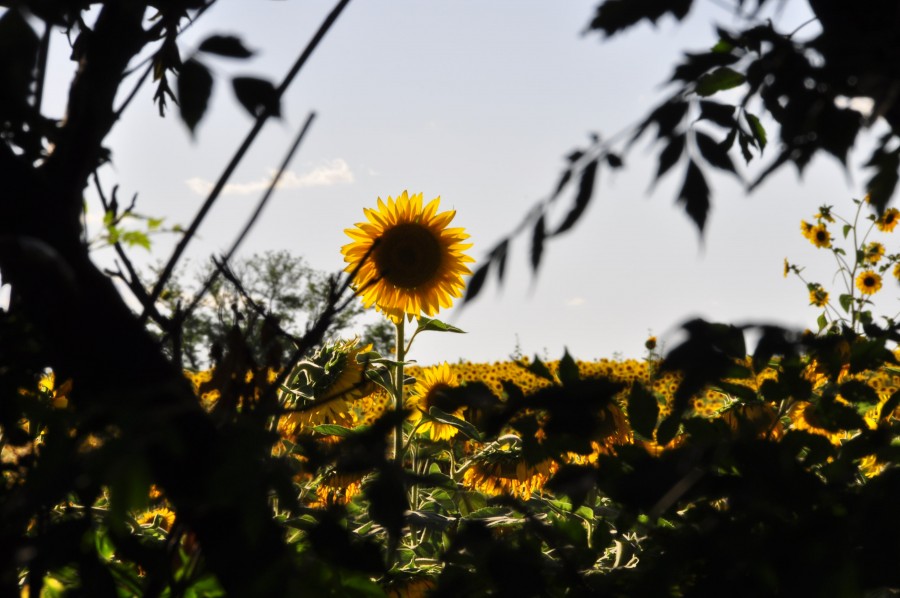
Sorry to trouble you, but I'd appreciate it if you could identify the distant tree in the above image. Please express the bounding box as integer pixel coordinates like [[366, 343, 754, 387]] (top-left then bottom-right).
[[156, 250, 393, 368]]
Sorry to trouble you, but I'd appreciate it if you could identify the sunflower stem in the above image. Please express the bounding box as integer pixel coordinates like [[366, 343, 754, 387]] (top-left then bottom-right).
[[393, 318, 406, 463]]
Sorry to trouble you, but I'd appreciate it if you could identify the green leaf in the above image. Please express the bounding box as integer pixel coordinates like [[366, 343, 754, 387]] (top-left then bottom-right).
[[147, 217, 164, 230], [312, 424, 355, 437], [817, 312, 827, 331], [711, 39, 733, 53], [842, 224, 852, 238], [744, 111, 767, 151], [628, 382, 659, 439], [695, 67, 745, 96], [415, 316, 465, 334], [428, 406, 482, 441], [121, 230, 151, 250], [839, 293, 854, 313]]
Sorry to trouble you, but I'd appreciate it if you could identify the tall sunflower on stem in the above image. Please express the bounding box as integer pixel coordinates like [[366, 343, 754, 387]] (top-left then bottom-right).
[[342, 191, 473, 460]]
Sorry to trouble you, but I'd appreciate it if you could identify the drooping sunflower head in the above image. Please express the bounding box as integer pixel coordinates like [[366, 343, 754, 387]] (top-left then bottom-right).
[[808, 285, 829, 307], [280, 339, 377, 432], [877, 207, 900, 232], [342, 191, 474, 322], [406, 362, 466, 442], [864, 241, 885, 264]]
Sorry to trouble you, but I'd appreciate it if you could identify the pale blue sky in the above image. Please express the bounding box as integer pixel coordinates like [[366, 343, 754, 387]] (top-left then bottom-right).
[[36, 1, 898, 364]]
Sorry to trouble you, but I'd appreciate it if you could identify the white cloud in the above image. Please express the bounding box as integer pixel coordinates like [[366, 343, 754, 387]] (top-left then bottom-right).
[[185, 158, 354, 196]]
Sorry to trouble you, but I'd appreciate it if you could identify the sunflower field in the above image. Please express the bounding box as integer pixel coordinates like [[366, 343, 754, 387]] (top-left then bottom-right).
[[6, 191, 900, 596]]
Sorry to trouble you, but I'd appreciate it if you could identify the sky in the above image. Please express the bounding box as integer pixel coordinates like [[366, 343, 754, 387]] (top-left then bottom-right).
[[28, 0, 900, 366]]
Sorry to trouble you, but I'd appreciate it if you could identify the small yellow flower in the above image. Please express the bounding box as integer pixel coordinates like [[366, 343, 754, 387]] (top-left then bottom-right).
[[856, 270, 882, 294], [800, 220, 815, 239], [809, 286, 829, 307], [876, 207, 899, 232], [808, 224, 831, 248], [864, 242, 885, 264], [783, 258, 790, 278], [893, 262, 900, 281]]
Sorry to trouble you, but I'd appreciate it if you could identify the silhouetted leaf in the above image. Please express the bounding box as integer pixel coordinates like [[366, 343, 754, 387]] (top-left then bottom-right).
[[677, 160, 710, 232], [655, 134, 685, 180], [744, 111, 766, 151], [232, 76, 280, 118], [198, 35, 254, 59], [550, 167, 572, 201], [838, 380, 879, 406], [365, 464, 408, 543], [606, 152, 623, 168], [491, 240, 509, 283], [178, 59, 214, 135], [698, 100, 736, 128], [531, 214, 546, 271], [865, 145, 900, 215], [695, 67, 745, 96], [0, 8, 39, 116], [428, 406, 482, 441], [463, 263, 489, 303], [696, 130, 737, 175], [557, 348, 580, 386], [628, 382, 659, 439], [587, 0, 693, 37], [552, 159, 598, 236]]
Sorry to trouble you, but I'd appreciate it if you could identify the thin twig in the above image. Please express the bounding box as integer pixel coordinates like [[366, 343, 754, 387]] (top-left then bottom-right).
[[143, 0, 352, 323], [174, 112, 316, 330]]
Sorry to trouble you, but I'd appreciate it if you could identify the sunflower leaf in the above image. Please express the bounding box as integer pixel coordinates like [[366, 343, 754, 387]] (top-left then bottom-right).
[[415, 317, 465, 335], [428, 407, 482, 441], [628, 382, 659, 440], [312, 424, 355, 437]]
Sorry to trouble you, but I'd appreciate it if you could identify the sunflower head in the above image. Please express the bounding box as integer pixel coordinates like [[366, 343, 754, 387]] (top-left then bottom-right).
[[877, 207, 900, 232], [808, 223, 831, 248], [856, 270, 882, 295], [280, 339, 376, 431], [342, 191, 474, 322], [809, 285, 829, 307], [407, 363, 466, 442], [864, 241, 885, 264]]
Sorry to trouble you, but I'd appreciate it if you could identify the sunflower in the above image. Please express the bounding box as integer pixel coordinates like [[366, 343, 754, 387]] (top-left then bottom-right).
[[138, 507, 176, 532], [461, 447, 557, 500], [894, 262, 900, 281], [342, 191, 474, 322], [877, 207, 900, 232], [783, 258, 790, 278], [864, 241, 885, 264], [808, 223, 831, 248], [800, 220, 815, 239], [406, 363, 467, 442], [855, 270, 882, 295], [280, 339, 376, 432], [809, 286, 829, 307]]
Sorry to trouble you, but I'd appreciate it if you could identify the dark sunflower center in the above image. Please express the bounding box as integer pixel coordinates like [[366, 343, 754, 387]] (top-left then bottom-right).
[[864, 276, 876, 287], [815, 230, 827, 242], [374, 223, 442, 289]]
